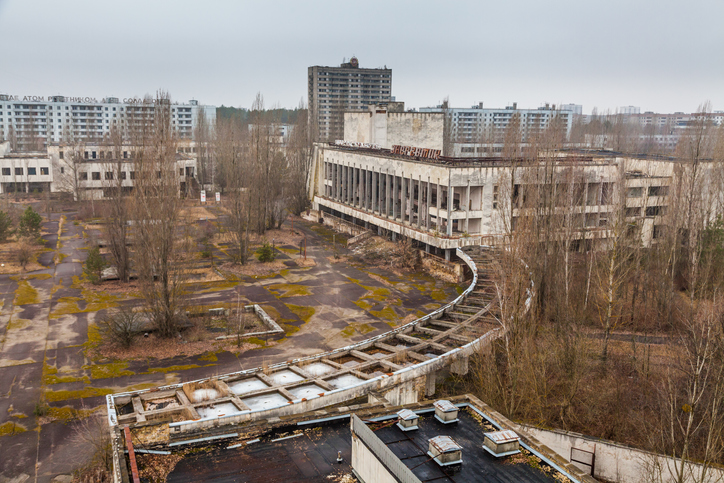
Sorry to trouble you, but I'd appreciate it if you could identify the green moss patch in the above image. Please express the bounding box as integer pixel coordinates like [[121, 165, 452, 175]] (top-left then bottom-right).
[[13, 279, 40, 305], [245, 337, 267, 347], [49, 296, 83, 318], [44, 387, 114, 403], [370, 306, 398, 322], [144, 364, 200, 374], [85, 361, 134, 380], [198, 350, 223, 362], [285, 304, 315, 323], [0, 421, 27, 436], [6, 318, 31, 331], [354, 300, 374, 311], [266, 283, 311, 298]]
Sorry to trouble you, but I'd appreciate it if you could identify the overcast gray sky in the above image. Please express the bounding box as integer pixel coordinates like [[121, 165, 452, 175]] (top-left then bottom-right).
[[1, 0, 722, 114]]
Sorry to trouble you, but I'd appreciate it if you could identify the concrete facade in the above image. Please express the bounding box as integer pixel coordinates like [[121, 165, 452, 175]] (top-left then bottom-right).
[[344, 105, 444, 150], [0, 140, 198, 199], [308, 143, 674, 255]]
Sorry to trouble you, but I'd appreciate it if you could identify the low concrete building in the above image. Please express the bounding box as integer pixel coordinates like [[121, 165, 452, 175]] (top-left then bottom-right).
[[0, 140, 198, 199], [308, 141, 675, 259]]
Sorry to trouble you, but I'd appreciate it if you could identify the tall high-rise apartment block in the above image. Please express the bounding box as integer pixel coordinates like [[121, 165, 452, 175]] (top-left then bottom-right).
[[308, 57, 392, 142], [0, 94, 215, 152]]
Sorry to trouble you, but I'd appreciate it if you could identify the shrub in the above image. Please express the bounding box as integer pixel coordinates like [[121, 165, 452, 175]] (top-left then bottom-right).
[[0, 211, 13, 242], [98, 307, 140, 348], [16, 238, 34, 270], [256, 242, 275, 263], [18, 206, 42, 239], [83, 246, 107, 284]]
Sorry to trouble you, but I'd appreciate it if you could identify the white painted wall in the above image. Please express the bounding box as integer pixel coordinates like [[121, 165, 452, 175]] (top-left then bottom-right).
[[351, 434, 399, 483], [519, 424, 724, 483], [344, 111, 444, 150]]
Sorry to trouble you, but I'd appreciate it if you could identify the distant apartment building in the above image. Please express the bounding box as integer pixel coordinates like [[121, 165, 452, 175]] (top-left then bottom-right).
[[618, 106, 641, 115], [578, 110, 723, 152], [419, 102, 575, 147], [308, 57, 392, 142], [0, 93, 216, 152]]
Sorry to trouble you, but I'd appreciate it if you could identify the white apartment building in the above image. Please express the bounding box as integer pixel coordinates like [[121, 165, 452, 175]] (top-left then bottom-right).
[[308, 57, 392, 143], [0, 94, 216, 152], [419, 102, 575, 146]]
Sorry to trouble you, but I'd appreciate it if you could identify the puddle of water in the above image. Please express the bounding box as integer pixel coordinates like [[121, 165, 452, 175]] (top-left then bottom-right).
[[229, 378, 269, 395], [192, 388, 219, 402], [288, 384, 326, 399], [303, 362, 335, 376], [270, 369, 304, 385], [327, 374, 365, 388], [197, 402, 240, 418], [242, 392, 289, 411]]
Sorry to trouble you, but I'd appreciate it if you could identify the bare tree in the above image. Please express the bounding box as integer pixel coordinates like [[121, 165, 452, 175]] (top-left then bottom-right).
[[286, 99, 312, 215], [103, 125, 131, 282], [131, 91, 187, 338], [217, 116, 250, 264]]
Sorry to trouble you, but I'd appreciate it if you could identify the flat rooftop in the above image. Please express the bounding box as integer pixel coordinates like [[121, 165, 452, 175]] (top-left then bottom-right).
[[372, 408, 565, 483], [163, 421, 353, 483], [151, 405, 574, 483]]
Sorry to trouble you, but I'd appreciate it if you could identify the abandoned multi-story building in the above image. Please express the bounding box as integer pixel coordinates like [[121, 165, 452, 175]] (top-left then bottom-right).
[[307, 106, 679, 260], [0, 140, 199, 199], [0, 94, 215, 152], [308, 57, 392, 143]]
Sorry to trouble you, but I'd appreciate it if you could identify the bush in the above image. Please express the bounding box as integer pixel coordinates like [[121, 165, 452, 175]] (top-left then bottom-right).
[[0, 211, 13, 242], [16, 238, 34, 270], [18, 206, 42, 239], [83, 246, 107, 284], [256, 242, 275, 263], [98, 307, 140, 348]]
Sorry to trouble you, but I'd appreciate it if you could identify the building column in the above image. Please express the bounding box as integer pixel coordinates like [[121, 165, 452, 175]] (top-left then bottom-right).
[[334, 163, 339, 200], [447, 179, 453, 236], [385, 170, 391, 218], [372, 169, 378, 213], [426, 177, 431, 230], [425, 372, 437, 397], [417, 175, 423, 229], [436, 180, 442, 232], [465, 181, 471, 233], [392, 173, 398, 220], [400, 173, 407, 223], [408, 174, 414, 225], [342, 165, 347, 204], [360, 166, 367, 210], [354, 166, 359, 207]]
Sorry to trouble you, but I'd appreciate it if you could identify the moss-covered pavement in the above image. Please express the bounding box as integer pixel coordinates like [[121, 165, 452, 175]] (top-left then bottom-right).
[[0, 212, 460, 481]]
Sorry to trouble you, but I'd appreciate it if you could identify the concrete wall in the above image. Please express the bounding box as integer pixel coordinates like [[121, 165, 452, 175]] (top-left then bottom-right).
[[344, 111, 444, 150], [518, 424, 724, 483], [351, 433, 402, 483]]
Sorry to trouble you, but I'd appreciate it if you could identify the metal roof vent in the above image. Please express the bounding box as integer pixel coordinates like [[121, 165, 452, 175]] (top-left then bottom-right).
[[433, 399, 459, 424], [483, 430, 521, 458], [428, 435, 463, 468], [396, 409, 419, 431]]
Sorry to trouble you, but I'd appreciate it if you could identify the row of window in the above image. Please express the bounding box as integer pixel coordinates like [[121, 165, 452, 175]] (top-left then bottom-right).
[[1, 167, 49, 176]]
